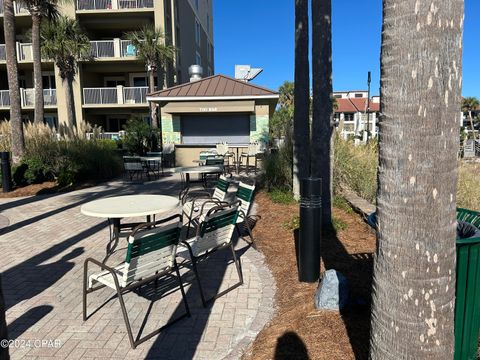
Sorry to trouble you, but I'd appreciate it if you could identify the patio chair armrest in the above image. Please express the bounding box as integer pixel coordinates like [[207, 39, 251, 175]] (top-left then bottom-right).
[[199, 199, 228, 214], [83, 258, 123, 291], [182, 191, 212, 205], [84, 257, 116, 273], [131, 214, 183, 235]]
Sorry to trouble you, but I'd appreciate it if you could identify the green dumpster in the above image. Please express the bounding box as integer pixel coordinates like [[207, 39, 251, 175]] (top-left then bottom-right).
[[367, 208, 480, 358], [455, 208, 480, 360]]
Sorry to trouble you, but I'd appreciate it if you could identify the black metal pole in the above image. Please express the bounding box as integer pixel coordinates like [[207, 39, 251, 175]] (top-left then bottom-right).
[[1, 152, 12, 193], [366, 71, 371, 143], [298, 177, 322, 282]]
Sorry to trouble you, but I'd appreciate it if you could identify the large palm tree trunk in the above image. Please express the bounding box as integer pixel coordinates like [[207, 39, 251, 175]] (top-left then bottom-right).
[[64, 76, 77, 127], [3, 0, 25, 164], [311, 0, 333, 227], [148, 69, 159, 129], [32, 11, 44, 124], [370, 0, 464, 358], [0, 274, 8, 360], [293, 0, 310, 199]]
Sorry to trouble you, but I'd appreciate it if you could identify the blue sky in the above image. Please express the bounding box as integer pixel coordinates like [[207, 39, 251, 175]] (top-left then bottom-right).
[[213, 0, 479, 97]]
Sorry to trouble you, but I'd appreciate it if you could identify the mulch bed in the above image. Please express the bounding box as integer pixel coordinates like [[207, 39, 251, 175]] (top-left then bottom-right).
[[0, 181, 98, 198], [243, 192, 376, 360]]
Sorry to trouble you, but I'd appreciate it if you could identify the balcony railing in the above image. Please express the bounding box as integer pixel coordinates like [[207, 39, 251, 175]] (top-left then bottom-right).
[[15, 1, 28, 14], [83, 86, 149, 105], [76, 0, 112, 10], [18, 43, 33, 61], [120, 40, 137, 57], [0, 0, 30, 15], [76, 0, 153, 10], [83, 87, 118, 105], [0, 44, 5, 61], [123, 87, 148, 104], [0, 89, 57, 108], [118, 0, 153, 9], [90, 40, 115, 58], [22, 89, 57, 107], [0, 90, 10, 108]]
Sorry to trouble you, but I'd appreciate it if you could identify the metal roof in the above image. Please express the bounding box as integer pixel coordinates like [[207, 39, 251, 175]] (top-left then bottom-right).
[[147, 74, 279, 101]]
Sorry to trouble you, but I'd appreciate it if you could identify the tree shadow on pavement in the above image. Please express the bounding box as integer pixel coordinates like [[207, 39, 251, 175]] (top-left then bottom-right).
[[321, 226, 374, 360], [143, 232, 251, 359]]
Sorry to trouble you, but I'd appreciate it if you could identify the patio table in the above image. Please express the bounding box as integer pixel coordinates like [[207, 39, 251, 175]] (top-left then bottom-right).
[[175, 165, 224, 201], [140, 156, 164, 178], [81, 195, 179, 262]]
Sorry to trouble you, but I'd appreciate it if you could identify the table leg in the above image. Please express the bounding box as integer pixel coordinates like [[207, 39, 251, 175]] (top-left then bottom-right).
[[236, 147, 240, 174], [179, 173, 190, 202], [104, 218, 120, 263]]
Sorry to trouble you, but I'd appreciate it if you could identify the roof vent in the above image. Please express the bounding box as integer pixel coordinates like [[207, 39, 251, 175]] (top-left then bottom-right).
[[189, 65, 203, 82], [235, 65, 263, 82]]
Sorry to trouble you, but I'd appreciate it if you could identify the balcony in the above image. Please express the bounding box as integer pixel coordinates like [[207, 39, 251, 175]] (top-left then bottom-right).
[[0, 88, 57, 109], [88, 39, 141, 59], [83, 86, 148, 106], [76, 0, 153, 11], [22, 89, 57, 107], [0, 0, 30, 15]]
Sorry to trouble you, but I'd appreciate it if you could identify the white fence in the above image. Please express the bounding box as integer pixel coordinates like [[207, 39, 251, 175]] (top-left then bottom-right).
[[123, 87, 148, 104], [76, 0, 112, 10], [83, 87, 118, 105], [90, 40, 115, 58]]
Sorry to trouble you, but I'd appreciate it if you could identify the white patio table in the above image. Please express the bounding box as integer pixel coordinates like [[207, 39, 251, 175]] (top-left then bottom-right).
[[81, 195, 179, 262], [175, 165, 224, 201]]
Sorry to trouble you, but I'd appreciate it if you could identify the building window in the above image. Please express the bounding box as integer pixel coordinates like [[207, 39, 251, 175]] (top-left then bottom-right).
[[207, 67, 212, 76], [195, 51, 202, 66], [207, 14, 210, 33], [344, 113, 354, 121], [207, 42, 211, 62], [195, 20, 201, 46], [355, 93, 363, 98], [334, 94, 342, 98], [195, 0, 199, 10]]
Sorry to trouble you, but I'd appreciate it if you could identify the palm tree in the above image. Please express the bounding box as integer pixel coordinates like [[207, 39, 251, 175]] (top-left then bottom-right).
[[3, 0, 25, 164], [21, 0, 62, 124], [461, 96, 479, 140], [0, 275, 8, 360], [369, 0, 464, 358], [293, 0, 310, 200], [311, 0, 333, 228], [41, 17, 90, 127], [126, 26, 176, 130]]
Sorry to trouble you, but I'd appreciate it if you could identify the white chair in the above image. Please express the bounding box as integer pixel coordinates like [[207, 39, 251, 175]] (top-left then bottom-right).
[[181, 202, 243, 307], [240, 142, 261, 174], [83, 215, 190, 349]]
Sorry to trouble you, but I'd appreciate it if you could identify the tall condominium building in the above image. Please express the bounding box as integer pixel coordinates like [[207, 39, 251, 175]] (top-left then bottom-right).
[[0, 0, 214, 131]]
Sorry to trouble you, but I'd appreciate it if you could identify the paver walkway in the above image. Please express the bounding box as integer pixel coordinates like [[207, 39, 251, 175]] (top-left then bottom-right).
[[0, 174, 275, 360]]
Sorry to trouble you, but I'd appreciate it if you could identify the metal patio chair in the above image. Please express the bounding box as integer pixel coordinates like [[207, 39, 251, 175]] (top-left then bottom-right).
[[181, 202, 243, 307], [83, 215, 190, 349], [123, 156, 146, 181], [182, 175, 232, 236]]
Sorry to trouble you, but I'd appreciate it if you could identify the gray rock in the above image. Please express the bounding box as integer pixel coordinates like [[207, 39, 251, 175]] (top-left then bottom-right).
[[315, 269, 349, 311]]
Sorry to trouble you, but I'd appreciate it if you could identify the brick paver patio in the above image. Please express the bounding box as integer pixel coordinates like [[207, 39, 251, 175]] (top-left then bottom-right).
[[0, 174, 275, 359]]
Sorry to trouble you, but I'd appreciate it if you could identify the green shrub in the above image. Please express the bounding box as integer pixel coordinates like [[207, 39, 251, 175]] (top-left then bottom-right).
[[268, 189, 296, 204], [333, 135, 378, 203], [123, 117, 159, 155], [262, 136, 293, 192]]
